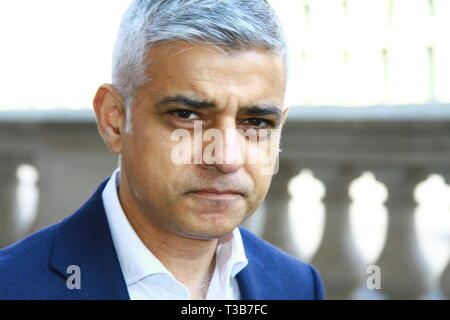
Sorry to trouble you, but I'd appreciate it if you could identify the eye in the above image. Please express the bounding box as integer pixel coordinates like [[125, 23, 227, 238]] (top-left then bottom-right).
[[169, 109, 201, 120], [241, 118, 274, 129]]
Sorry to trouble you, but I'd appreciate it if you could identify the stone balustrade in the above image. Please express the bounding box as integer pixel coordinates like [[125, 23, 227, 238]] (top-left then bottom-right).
[[1, 105, 450, 299]]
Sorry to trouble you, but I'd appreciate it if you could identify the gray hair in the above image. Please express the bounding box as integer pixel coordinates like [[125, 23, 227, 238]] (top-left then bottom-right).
[[112, 0, 287, 133]]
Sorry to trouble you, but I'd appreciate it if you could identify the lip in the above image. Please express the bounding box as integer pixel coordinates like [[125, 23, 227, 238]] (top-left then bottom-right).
[[187, 188, 243, 199]]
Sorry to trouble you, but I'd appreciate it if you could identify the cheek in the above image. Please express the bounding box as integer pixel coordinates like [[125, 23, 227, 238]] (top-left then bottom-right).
[[131, 122, 176, 165], [243, 166, 272, 217], [245, 164, 272, 195], [125, 125, 183, 188], [242, 135, 280, 176]]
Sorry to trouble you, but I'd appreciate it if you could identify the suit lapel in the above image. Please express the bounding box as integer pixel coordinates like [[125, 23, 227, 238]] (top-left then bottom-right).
[[236, 228, 287, 300], [49, 179, 130, 300], [235, 264, 265, 299]]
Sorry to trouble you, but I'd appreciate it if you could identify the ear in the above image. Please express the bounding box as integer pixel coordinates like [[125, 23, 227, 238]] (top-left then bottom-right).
[[93, 84, 126, 154], [281, 106, 290, 125]]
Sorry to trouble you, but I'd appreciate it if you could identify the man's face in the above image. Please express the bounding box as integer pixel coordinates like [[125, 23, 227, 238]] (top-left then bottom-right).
[[120, 41, 286, 240]]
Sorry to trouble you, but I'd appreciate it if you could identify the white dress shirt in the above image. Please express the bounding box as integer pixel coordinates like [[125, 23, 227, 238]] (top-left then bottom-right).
[[102, 169, 249, 300]]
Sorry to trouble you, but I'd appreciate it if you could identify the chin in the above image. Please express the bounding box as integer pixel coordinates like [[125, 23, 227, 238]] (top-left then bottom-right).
[[170, 198, 248, 239], [177, 219, 240, 241]]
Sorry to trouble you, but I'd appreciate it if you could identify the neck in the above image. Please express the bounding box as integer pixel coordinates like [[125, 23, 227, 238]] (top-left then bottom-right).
[[128, 210, 218, 286]]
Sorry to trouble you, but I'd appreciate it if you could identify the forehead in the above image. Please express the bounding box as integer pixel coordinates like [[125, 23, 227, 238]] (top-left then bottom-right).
[[140, 41, 286, 108]]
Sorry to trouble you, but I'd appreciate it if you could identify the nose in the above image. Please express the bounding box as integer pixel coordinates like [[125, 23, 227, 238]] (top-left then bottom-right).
[[200, 124, 244, 174]]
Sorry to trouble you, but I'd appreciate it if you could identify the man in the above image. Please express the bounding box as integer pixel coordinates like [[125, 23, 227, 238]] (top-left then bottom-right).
[[0, 0, 324, 300]]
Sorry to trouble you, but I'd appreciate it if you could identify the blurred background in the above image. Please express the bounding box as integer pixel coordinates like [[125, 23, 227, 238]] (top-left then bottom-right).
[[0, 0, 449, 299]]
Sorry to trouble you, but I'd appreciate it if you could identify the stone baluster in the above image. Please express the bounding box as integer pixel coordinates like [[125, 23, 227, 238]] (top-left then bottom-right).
[[374, 167, 432, 299], [262, 158, 301, 258], [441, 261, 450, 299], [0, 155, 21, 248], [310, 165, 366, 300], [440, 173, 450, 299]]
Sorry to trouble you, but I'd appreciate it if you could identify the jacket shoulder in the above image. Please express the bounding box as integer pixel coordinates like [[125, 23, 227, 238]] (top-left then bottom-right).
[[239, 227, 325, 299], [0, 223, 62, 299]]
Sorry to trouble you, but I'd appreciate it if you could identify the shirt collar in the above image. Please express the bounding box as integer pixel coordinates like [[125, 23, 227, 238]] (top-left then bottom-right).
[[102, 168, 248, 287]]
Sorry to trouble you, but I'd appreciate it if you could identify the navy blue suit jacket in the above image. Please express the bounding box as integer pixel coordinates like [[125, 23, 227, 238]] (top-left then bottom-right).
[[0, 179, 325, 300]]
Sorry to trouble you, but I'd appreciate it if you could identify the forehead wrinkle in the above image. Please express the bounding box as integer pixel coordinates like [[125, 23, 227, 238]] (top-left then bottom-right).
[[141, 42, 285, 112], [172, 69, 282, 110]]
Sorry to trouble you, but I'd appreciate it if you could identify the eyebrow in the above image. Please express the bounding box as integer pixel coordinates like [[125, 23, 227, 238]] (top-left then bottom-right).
[[239, 106, 282, 120], [156, 95, 215, 110], [156, 94, 282, 120]]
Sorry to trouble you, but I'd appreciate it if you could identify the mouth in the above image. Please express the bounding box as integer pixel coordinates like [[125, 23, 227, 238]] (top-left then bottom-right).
[[186, 188, 244, 200]]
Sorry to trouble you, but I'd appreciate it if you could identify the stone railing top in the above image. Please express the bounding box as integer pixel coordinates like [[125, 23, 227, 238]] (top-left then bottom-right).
[[286, 105, 450, 122], [1, 105, 450, 123], [0, 109, 96, 123]]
